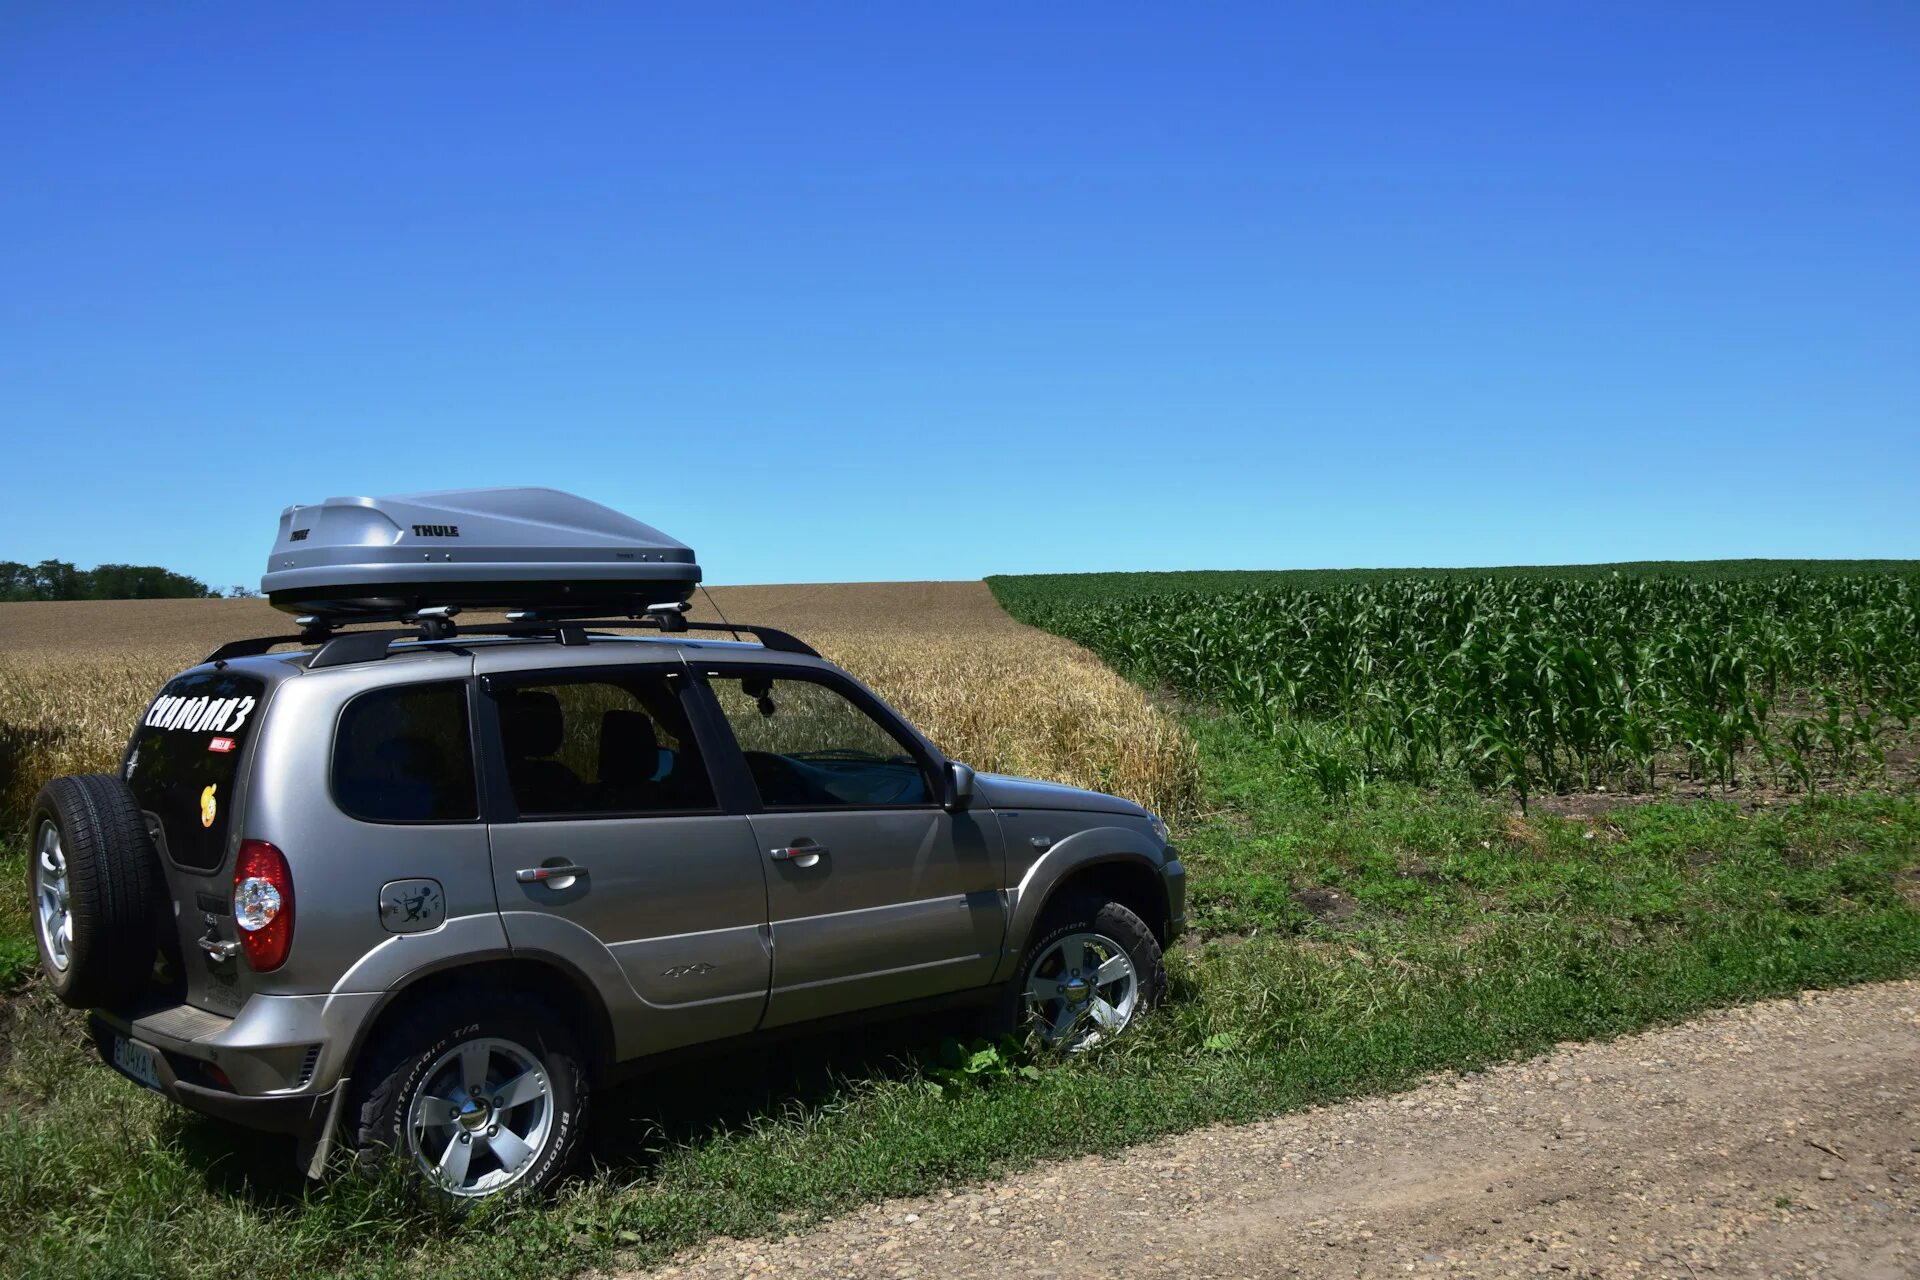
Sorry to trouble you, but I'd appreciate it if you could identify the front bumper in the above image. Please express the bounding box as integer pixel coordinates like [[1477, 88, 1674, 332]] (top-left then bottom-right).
[[1162, 856, 1188, 942]]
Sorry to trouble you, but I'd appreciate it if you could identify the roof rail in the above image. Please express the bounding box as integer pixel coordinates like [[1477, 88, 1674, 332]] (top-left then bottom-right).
[[205, 630, 334, 662], [204, 616, 820, 669]]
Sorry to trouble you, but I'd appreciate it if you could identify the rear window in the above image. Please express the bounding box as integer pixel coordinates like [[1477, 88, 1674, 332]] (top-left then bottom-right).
[[332, 682, 479, 823], [125, 669, 268, 872]]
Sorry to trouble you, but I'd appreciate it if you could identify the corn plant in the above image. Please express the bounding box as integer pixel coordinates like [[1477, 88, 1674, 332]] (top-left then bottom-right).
[[1011, 572, 1920, 802]]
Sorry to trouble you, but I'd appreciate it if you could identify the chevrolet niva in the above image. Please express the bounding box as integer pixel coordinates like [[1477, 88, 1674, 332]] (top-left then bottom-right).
[[27, 490, 1184, 1200]]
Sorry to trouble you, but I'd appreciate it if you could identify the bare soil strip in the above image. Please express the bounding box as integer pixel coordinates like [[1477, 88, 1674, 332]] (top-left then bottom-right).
[[687, 581, 1034, 637], [631, 981, 1920, 1280], [0, 581, 1020, 656]]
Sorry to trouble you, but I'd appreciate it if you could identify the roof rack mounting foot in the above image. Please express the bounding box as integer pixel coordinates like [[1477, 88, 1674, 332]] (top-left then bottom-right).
[[412, 606, 461, 641], [645, 601, 689, 632]]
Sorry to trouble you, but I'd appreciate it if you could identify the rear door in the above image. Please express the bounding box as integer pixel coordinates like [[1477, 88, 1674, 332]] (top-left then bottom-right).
[[124, 668, 273, 1014], [692, 665, 1005, 1028], [479, 663, 772, 1051], [142, 667, 493, 1015]]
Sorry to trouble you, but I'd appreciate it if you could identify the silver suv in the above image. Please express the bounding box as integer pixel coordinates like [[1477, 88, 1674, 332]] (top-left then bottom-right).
[[29, 618, 1185, 1200]]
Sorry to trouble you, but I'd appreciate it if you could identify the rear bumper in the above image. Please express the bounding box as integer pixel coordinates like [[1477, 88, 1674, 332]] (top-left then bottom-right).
[[87, 1011, 341, 1137], [87, 989, 379, 1139]]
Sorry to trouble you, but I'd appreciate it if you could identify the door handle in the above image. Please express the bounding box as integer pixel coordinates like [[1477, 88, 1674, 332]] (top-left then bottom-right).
[[769, 842, 828, 863], [517, 863, 588, 883]]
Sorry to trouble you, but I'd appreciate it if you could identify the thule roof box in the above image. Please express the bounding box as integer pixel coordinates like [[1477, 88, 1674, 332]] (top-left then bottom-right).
[[262, 488, 701, 624]]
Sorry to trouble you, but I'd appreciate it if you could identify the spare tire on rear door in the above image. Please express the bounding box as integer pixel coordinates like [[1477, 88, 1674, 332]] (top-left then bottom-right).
[[28, 774, 163, 1008]]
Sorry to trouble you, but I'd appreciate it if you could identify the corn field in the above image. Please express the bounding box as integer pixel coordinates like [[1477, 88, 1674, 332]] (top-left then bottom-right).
[[1004, 574, 1920, 802]]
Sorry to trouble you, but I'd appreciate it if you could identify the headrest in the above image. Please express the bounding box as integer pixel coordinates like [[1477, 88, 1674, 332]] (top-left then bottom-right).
[[599, 709, 660, 783], [501, 690, 565, 757]]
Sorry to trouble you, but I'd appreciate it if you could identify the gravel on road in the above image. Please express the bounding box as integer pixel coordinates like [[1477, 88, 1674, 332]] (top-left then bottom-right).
[[629, 980, 1920, 1280]]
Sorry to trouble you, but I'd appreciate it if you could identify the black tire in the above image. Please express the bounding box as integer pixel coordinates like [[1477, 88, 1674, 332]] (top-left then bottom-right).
[[1001, 894, 1167, 1050], [352, 988, 589, 1204], [27, 774, 163, 1008]]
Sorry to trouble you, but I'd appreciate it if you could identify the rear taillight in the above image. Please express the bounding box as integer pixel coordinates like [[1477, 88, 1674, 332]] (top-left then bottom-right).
[[233, 840, 294, 971]]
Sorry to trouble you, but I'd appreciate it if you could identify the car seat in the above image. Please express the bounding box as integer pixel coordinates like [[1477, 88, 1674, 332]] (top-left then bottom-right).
[[499, 690, 583, 813], [597, 709, 663, 810]]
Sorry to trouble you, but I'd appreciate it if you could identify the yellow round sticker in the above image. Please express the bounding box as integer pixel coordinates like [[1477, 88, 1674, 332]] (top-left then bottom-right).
[[200, 783, 218, 829]]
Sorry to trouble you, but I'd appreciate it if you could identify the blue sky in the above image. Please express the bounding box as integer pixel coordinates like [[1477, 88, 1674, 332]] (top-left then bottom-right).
[[2, 4, 1915, 590]]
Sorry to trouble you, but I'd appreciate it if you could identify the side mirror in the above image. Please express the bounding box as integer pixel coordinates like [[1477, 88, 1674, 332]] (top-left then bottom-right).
[[943, 761, 976, 813]]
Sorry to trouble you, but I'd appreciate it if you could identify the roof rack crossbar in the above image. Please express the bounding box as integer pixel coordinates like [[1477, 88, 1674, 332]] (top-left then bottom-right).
[[202, 616, 819, 669]]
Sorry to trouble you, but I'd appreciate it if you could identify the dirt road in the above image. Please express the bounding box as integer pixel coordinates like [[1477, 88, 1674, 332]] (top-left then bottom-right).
[[634, 981, 1920, 1279]]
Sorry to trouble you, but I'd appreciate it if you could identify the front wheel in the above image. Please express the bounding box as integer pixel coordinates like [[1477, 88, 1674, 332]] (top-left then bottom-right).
[[1008, 897, 1166, 1052], [352, 991, 588, 1203]]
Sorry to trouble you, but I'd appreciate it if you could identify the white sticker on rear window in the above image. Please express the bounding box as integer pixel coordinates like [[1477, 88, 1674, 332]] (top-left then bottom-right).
[[144, 694, 255, 734]]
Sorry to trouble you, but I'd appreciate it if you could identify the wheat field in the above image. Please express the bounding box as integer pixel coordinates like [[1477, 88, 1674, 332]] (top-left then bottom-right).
[[0, 583, 1198, 828]]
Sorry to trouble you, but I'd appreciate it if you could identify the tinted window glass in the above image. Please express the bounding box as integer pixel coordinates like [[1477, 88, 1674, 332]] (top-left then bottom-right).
[[708, 675, 930, 807], [494, 674, 715, 817], [126, 670, 268, 870], [333, 682, 478, 822]]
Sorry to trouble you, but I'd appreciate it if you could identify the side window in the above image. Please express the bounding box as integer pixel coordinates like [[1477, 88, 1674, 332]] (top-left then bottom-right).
[[707, 674, 931, 808], [332, 682, 478, 823], [493, 673, 716, 818]]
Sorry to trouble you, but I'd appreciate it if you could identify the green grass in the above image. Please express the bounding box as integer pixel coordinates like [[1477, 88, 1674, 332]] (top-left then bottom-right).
[[988, 559, 1920, 610], [3, 726, 1918, 1279], [1177, 713, 1920, 935], [0, 844, 33, 992]]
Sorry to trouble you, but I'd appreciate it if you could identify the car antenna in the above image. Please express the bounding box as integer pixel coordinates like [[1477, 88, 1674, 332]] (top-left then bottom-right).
[[699, 583, 744, 644]]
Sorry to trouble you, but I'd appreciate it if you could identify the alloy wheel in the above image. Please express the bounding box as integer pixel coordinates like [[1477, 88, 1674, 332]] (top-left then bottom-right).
[[405, 1035, 554, 1197], [34, 820, 72, 973], [1022, 930, 1138, 1052]]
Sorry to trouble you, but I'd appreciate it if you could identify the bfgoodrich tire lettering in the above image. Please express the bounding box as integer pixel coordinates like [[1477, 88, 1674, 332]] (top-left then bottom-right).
[[28, 774, 163, 1008], [352, 990, 588, 1203]]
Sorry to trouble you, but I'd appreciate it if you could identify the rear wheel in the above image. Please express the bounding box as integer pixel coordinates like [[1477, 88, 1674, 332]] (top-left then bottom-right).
[[353, 990, 588, 1203], [28, 774, 162, 1008], [1008, 896, 1166, 1052]]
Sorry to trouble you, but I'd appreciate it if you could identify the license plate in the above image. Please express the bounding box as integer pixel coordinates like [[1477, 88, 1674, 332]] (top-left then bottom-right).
[[111, 1035, 162, 1091]]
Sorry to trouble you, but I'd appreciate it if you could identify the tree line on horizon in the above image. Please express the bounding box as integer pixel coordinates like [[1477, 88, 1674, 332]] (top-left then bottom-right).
[[0, 559, 253, 602]]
